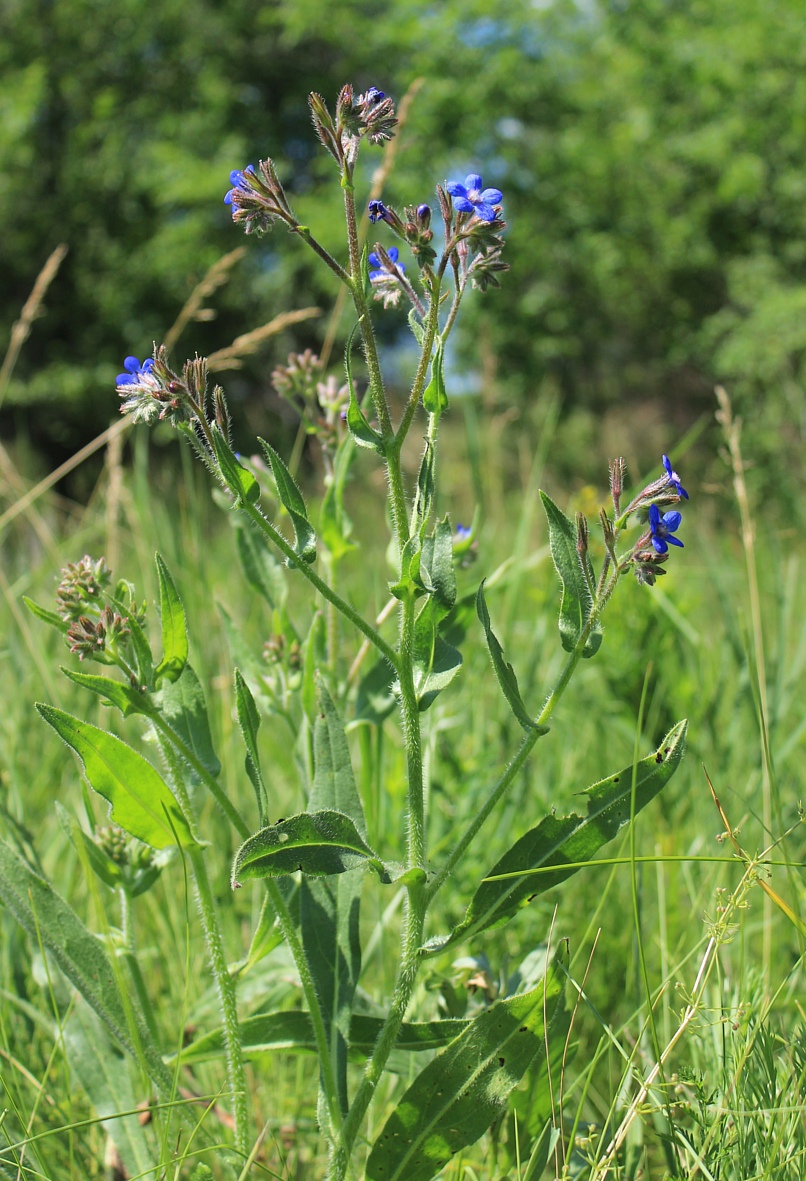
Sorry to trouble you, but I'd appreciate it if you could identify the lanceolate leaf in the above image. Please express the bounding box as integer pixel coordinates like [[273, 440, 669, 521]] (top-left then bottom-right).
[[0, 836, 171, 1092], [23, 596, 69, 634], [154, 553, 188, 683], [178, 1010, 470, 1066], [422, 338, 448, 417], [212, 425, 260, 505], [234, 669, 267, 824], [365, 948, 567, 1181], [418, 518, 456, 609], [36, 705, 197, 850], [234, 520, 287, 608], [60, 668, 155, 719], [157, 664, 221, 780], [302, 682, 367, 1110], [260, 438, 317, 563], [540, 491, 602, 658], [345, 324, 384, 454], [64, 1001, 157, 1180], [476, 582, 539, 732], [413, 598, 462, 712], [431, 720, 687, 953], [231, 810, 386, 885]]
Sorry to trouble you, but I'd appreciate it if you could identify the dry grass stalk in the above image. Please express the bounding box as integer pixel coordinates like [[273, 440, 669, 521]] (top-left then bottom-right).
[[0, 243, 68, 409], [164, 246, 247, 353], [207, 307, 321, 371]]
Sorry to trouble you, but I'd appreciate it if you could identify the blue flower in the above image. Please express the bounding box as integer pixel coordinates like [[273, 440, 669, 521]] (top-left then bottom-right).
[[446, 173, 503, 222], [368, 199, 391, 224], [368, 247, 404, 279], [662, 454, 688, 499], [649, 503, 683, 554], [116, 356, 155, 386], [224, 165, 256, 206], [455, 523, 472, 542]]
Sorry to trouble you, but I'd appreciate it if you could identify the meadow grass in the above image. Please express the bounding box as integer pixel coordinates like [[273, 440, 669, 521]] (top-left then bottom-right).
[[1, 388, 805, 1179]]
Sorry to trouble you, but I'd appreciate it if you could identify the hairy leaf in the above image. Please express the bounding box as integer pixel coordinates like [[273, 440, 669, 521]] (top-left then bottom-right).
[[37, 705, 197, 849], [154, 553, 188, 683], [366, 947, 567, 1181], [260, 438, 317, 563], [235, 669, 267, 825], [23, 596, 69, 634], [540, 491, 602, 657], [61, 668, 154, 719], [157, 664, 221, 780], [212, 425, 260, 505], [234, 521, 287, 608], [430, 720, 687, 953], [476, 581, 539, 731], [231, 810, 385, 884]]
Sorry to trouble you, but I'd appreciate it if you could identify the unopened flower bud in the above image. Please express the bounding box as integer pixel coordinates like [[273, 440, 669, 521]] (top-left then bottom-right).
[[576, 511, 589, 558], [416, 204, 431, 228], [609, 457, 625, 515]]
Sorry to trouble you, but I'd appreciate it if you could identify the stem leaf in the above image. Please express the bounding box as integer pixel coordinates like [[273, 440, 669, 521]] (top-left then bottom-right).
[[231, 809, 386, 884], [212, 424, 260, 505], [234, 669, 267, 824], [429, 720, 687, 954], [540, 491, 602, 657], [37, 704, 198, 849], [422, 338, 448, 417], [260, 438, 317, 563], [365, 947, 567, 1181], [345, 324, 385, 453], [154, 553, 188, 683], [476, 581, 538, 732], [60, 668, 155, 719], [23, 595, 69, 634]]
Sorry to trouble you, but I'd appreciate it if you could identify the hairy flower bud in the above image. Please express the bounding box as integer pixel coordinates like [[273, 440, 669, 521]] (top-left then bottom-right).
[[308, 92, 341, 162]]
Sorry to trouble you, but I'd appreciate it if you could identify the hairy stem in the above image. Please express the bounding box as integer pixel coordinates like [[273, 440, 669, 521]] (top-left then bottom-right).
[[293, 225, 352, 286]]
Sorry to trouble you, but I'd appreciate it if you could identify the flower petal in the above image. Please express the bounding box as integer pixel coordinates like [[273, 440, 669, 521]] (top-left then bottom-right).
[[116, 374, 135, 386], [142, 359, 155, 373], [651, 537, 668, 554], [452, 195, 475, 213], [124, 356, 141, 373], [387, 247, 399, 262], [465, 173, 483, 191], [224, 191, 233, 204], [474, 202, 497, 222], [480, 187, 502, 204], [446, 182, 468, 198], [648, 503, 661, 527], [229, 169, 244, 186], [662, 511, 682, 531], [666, 535, 684, 547], [368, 252, 380, 268]]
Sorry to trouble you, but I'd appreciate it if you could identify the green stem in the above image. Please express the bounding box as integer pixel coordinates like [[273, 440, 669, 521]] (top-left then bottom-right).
[[150, 711, 250, 838], [328, 892, 427, 1181], [399, 594, 426, 871], [428, 575, 621, 906], [293, 226, 352, 287], [393, 269, 444, 454], [189, 843, 250, 1157], [157, 735, 249, 1157], [240, 501, 398, 671], [264, 879, 344, 1143]]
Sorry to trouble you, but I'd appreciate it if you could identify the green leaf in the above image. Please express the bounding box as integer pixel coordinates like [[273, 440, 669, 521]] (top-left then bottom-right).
[[126, 613, 155, 689], [312, 678, 367, 835], [301, 612, 326, 724], [418, 518, 456, 609], [157, 664, 221, 780], [430, 720, 687, 953], [365, 948, 567, 1181], [524, 1121, 561, 1181], [234, 520, 287, 608], [390, 535, 423, 601], [61, 668, 155, 719], [422, 339, 448, 417], [355, 658, 397, 725], [23, 596, 69, 634], [320, 476, 356, 561], [154, 553, 188, 683], [234, 669, 267, 825], [413, 598, 462, 712], [259, 438, 317, 563], [345, 325, 384, 454], [212, 425, 260, 505], [408, 308, 425, 346], [231, 810, 387, 884], [412, 441, 435, 537], [476, 581, 539, 732], [302, 679, 368, 1109], [179, 1011, 470, 1066], [64, 1001, 157, 1179], [540, 491, 602, 657], [37, 705, 197, 850], [0, 836, 170, 1092]]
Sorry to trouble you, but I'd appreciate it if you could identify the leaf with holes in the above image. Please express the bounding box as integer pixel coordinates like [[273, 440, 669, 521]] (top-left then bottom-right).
[[231, 810, 387, 885], [365, 946, 567, 1181]]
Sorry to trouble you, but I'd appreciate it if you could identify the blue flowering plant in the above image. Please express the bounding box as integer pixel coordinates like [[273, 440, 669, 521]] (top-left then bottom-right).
[[21, 84, 691, 1179]]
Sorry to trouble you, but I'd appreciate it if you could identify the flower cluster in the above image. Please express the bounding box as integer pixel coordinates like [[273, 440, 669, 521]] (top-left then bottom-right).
[[116, 346, 200, 427], [56, 555, 112, 620], [223, 159, 295, 236], [628, 454, 691, 586], [56, 555, 146, 665], [309, 85, 397, 168]]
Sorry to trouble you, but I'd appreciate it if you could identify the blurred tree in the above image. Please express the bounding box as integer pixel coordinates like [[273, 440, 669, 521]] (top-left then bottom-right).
[[1, 0, 805, 487]]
